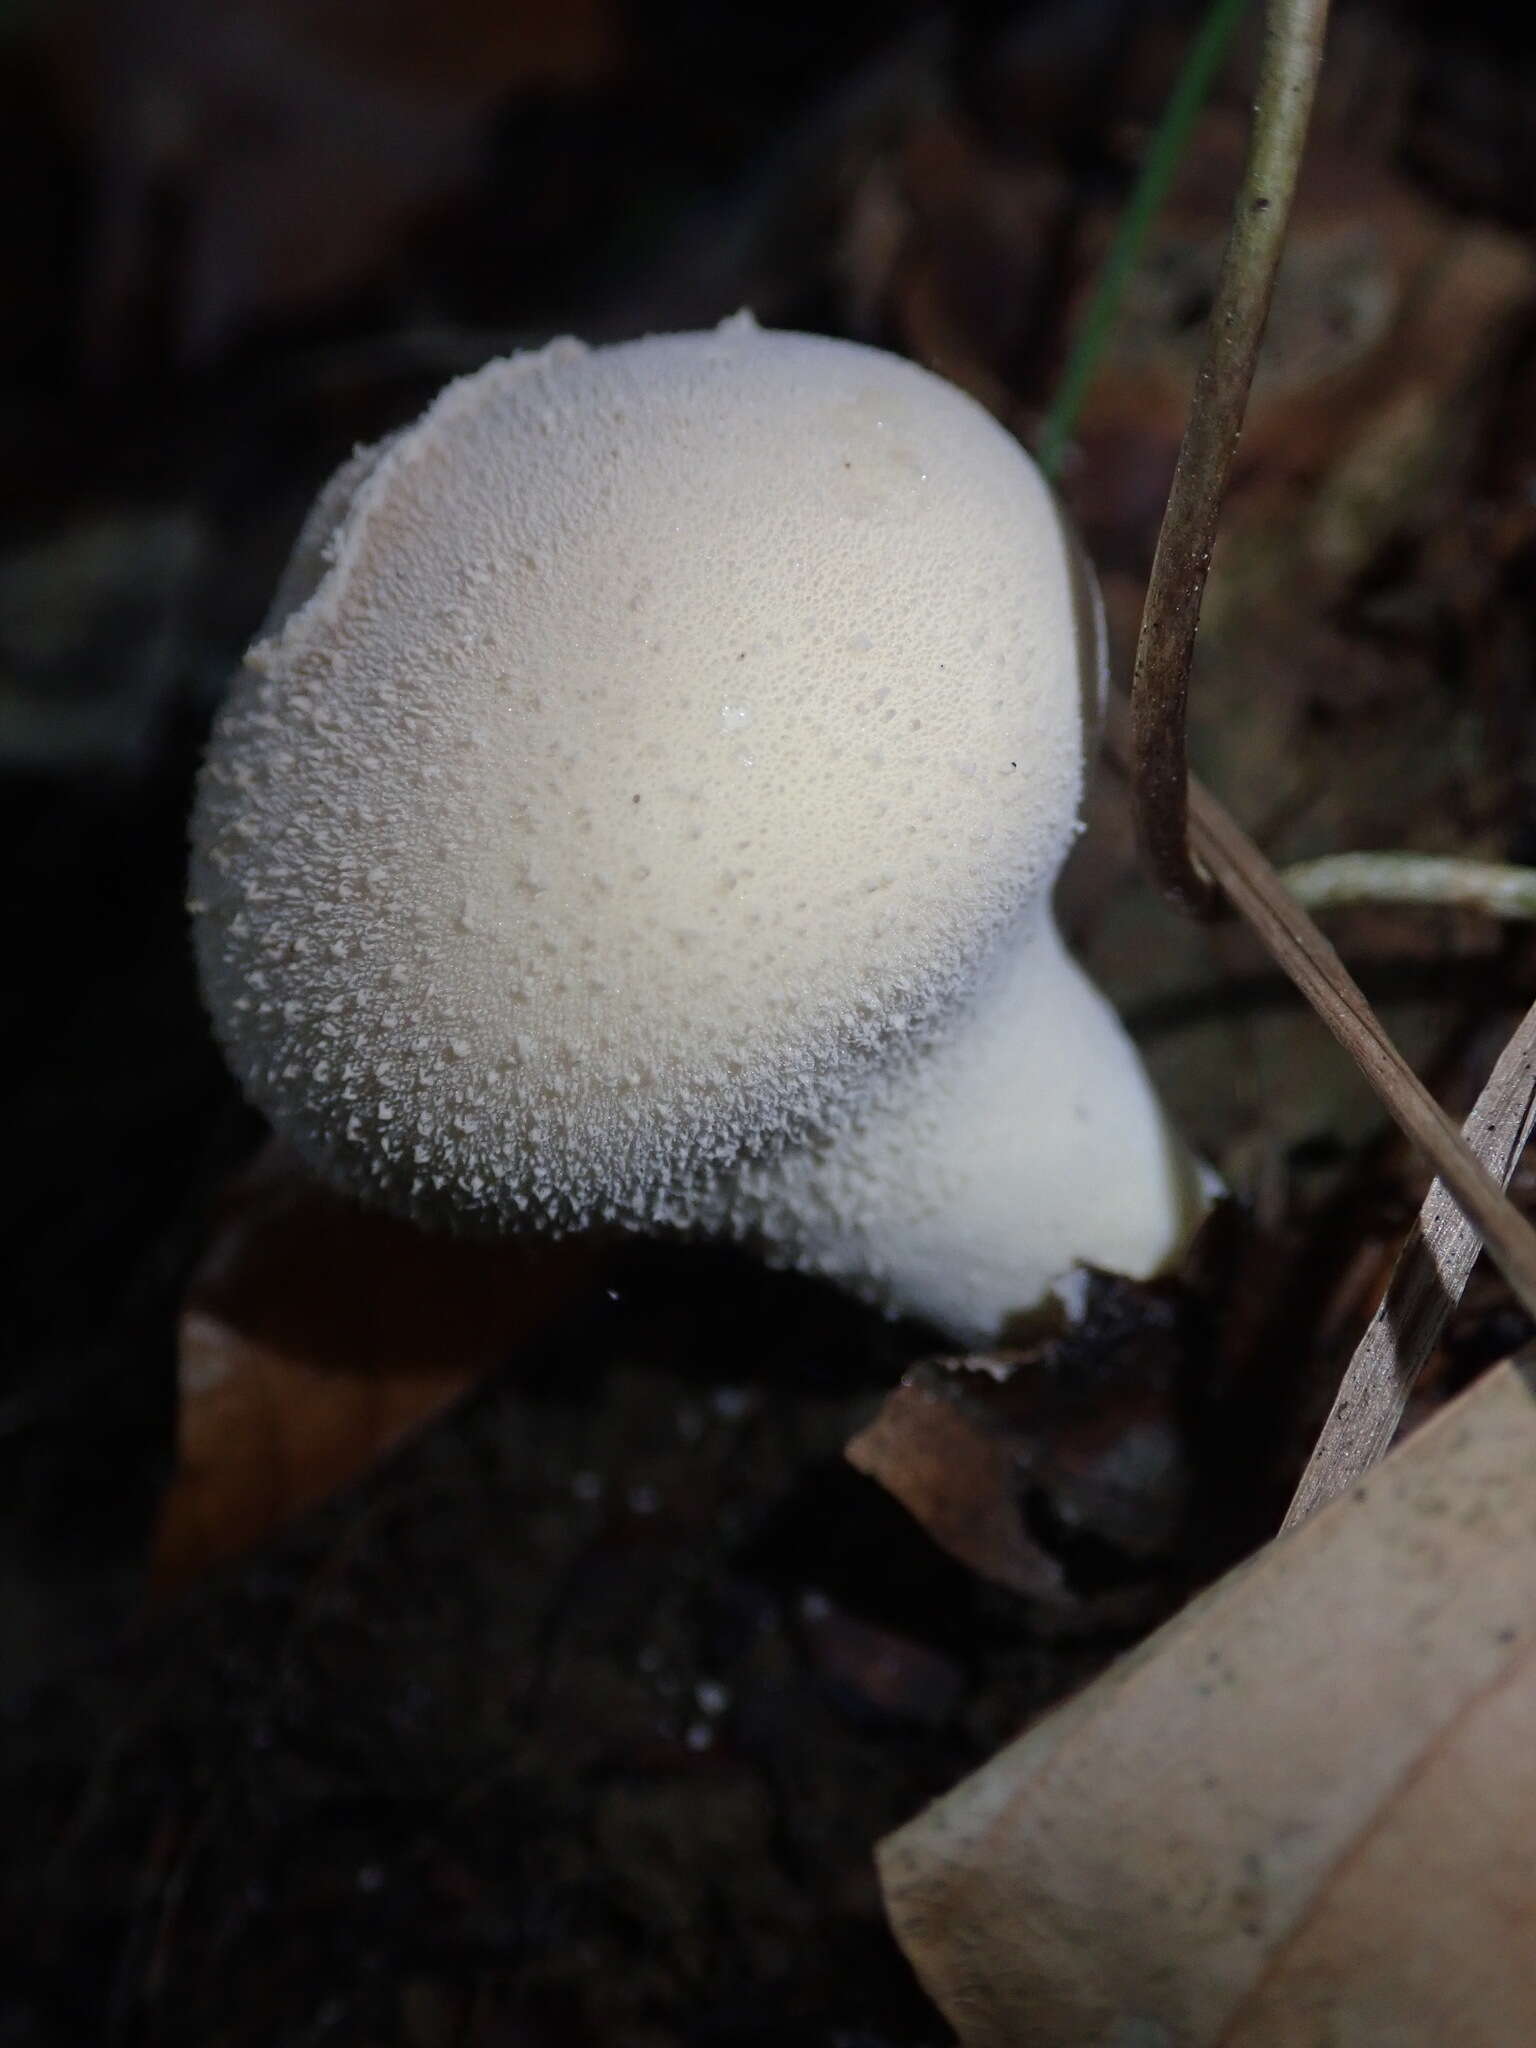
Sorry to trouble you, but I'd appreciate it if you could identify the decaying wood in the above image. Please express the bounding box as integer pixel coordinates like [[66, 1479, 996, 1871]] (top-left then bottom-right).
[[1284, 995, 1536, 1527], [879, 1352, 1536, 2047]]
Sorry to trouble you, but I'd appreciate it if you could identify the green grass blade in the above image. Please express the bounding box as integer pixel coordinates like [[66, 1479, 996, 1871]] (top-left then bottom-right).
[[1036, 0, 1252, 480]]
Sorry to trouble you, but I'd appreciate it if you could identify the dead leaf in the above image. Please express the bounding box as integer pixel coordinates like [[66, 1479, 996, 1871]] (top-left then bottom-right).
[[51, 0, 622, 367], [847, 1359, 1064, 1602], [879, 1352, 1536, 2047], [1066, 111, 1535, 585], [796, 1589, 965, 1729], [882, 113, 1067, 422], [846, 1271, 1197, 1625], [153, 1143, 604, 1588]]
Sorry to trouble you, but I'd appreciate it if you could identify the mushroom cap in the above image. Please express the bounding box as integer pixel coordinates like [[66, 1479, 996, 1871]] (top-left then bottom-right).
[[190, 316, 1096, 1227]]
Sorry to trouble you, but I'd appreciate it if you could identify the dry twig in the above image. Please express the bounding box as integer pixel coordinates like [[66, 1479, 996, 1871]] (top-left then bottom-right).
[[1185, 779, 1536, 1319], [1131, 0, 1331, 916], [1101, 703, 1536, 1323], [1283, 998, 1536, 1527]]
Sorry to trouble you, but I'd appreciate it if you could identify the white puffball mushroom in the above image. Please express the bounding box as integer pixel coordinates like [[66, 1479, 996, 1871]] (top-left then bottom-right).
[[190, 314, 1203, 1344]]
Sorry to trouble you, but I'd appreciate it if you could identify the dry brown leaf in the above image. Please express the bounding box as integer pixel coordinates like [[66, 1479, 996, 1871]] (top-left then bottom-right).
[[847, 1360, 1065, 1601], [796, 1589, 966, 1729], [52, 0, 622, 365], [1068, 112, 1535, 582], [879, 1352, 1536, 2047], [158, 1310, 482, 1591], [846, 1272, 1197, 1625], [882, 113, 1067, 424], [153, 1144, 604, 1588]]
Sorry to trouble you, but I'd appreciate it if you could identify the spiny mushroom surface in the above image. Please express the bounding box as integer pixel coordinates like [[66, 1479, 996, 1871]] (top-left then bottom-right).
[[190, 314, 1201, 1342]]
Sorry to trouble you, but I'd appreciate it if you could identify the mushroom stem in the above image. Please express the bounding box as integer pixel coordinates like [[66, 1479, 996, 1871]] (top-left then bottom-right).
[[703, 911, 1204, 1344]]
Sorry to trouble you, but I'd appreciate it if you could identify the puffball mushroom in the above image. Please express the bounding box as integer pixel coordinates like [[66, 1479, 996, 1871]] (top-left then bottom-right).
[[190, 313, 1202, 1344]]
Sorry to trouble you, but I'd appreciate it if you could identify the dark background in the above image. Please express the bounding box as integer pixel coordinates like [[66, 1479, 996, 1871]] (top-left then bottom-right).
[[5, 0, 1536, 2040]]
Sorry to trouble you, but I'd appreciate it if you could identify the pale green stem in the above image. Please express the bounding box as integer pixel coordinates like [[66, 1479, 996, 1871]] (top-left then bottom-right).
[[1037, 0, 1252, 481], [1282, 854, 1536, 921]]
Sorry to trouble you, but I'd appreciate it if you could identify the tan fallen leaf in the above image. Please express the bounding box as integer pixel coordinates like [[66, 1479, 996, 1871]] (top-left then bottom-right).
[[879, 1352, 1536, 2047], [153, 1144, 605, 1589]]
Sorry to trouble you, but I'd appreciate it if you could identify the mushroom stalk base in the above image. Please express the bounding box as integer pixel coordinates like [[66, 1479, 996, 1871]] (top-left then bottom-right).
[[704, 915, 1204, 1346]]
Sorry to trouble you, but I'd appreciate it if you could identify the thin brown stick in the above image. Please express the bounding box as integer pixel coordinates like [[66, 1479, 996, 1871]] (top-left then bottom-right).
[[1283, 999, 1536, 1529], [1185, 778, 1536, 1319], [1131, 0, 1331, 917]]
